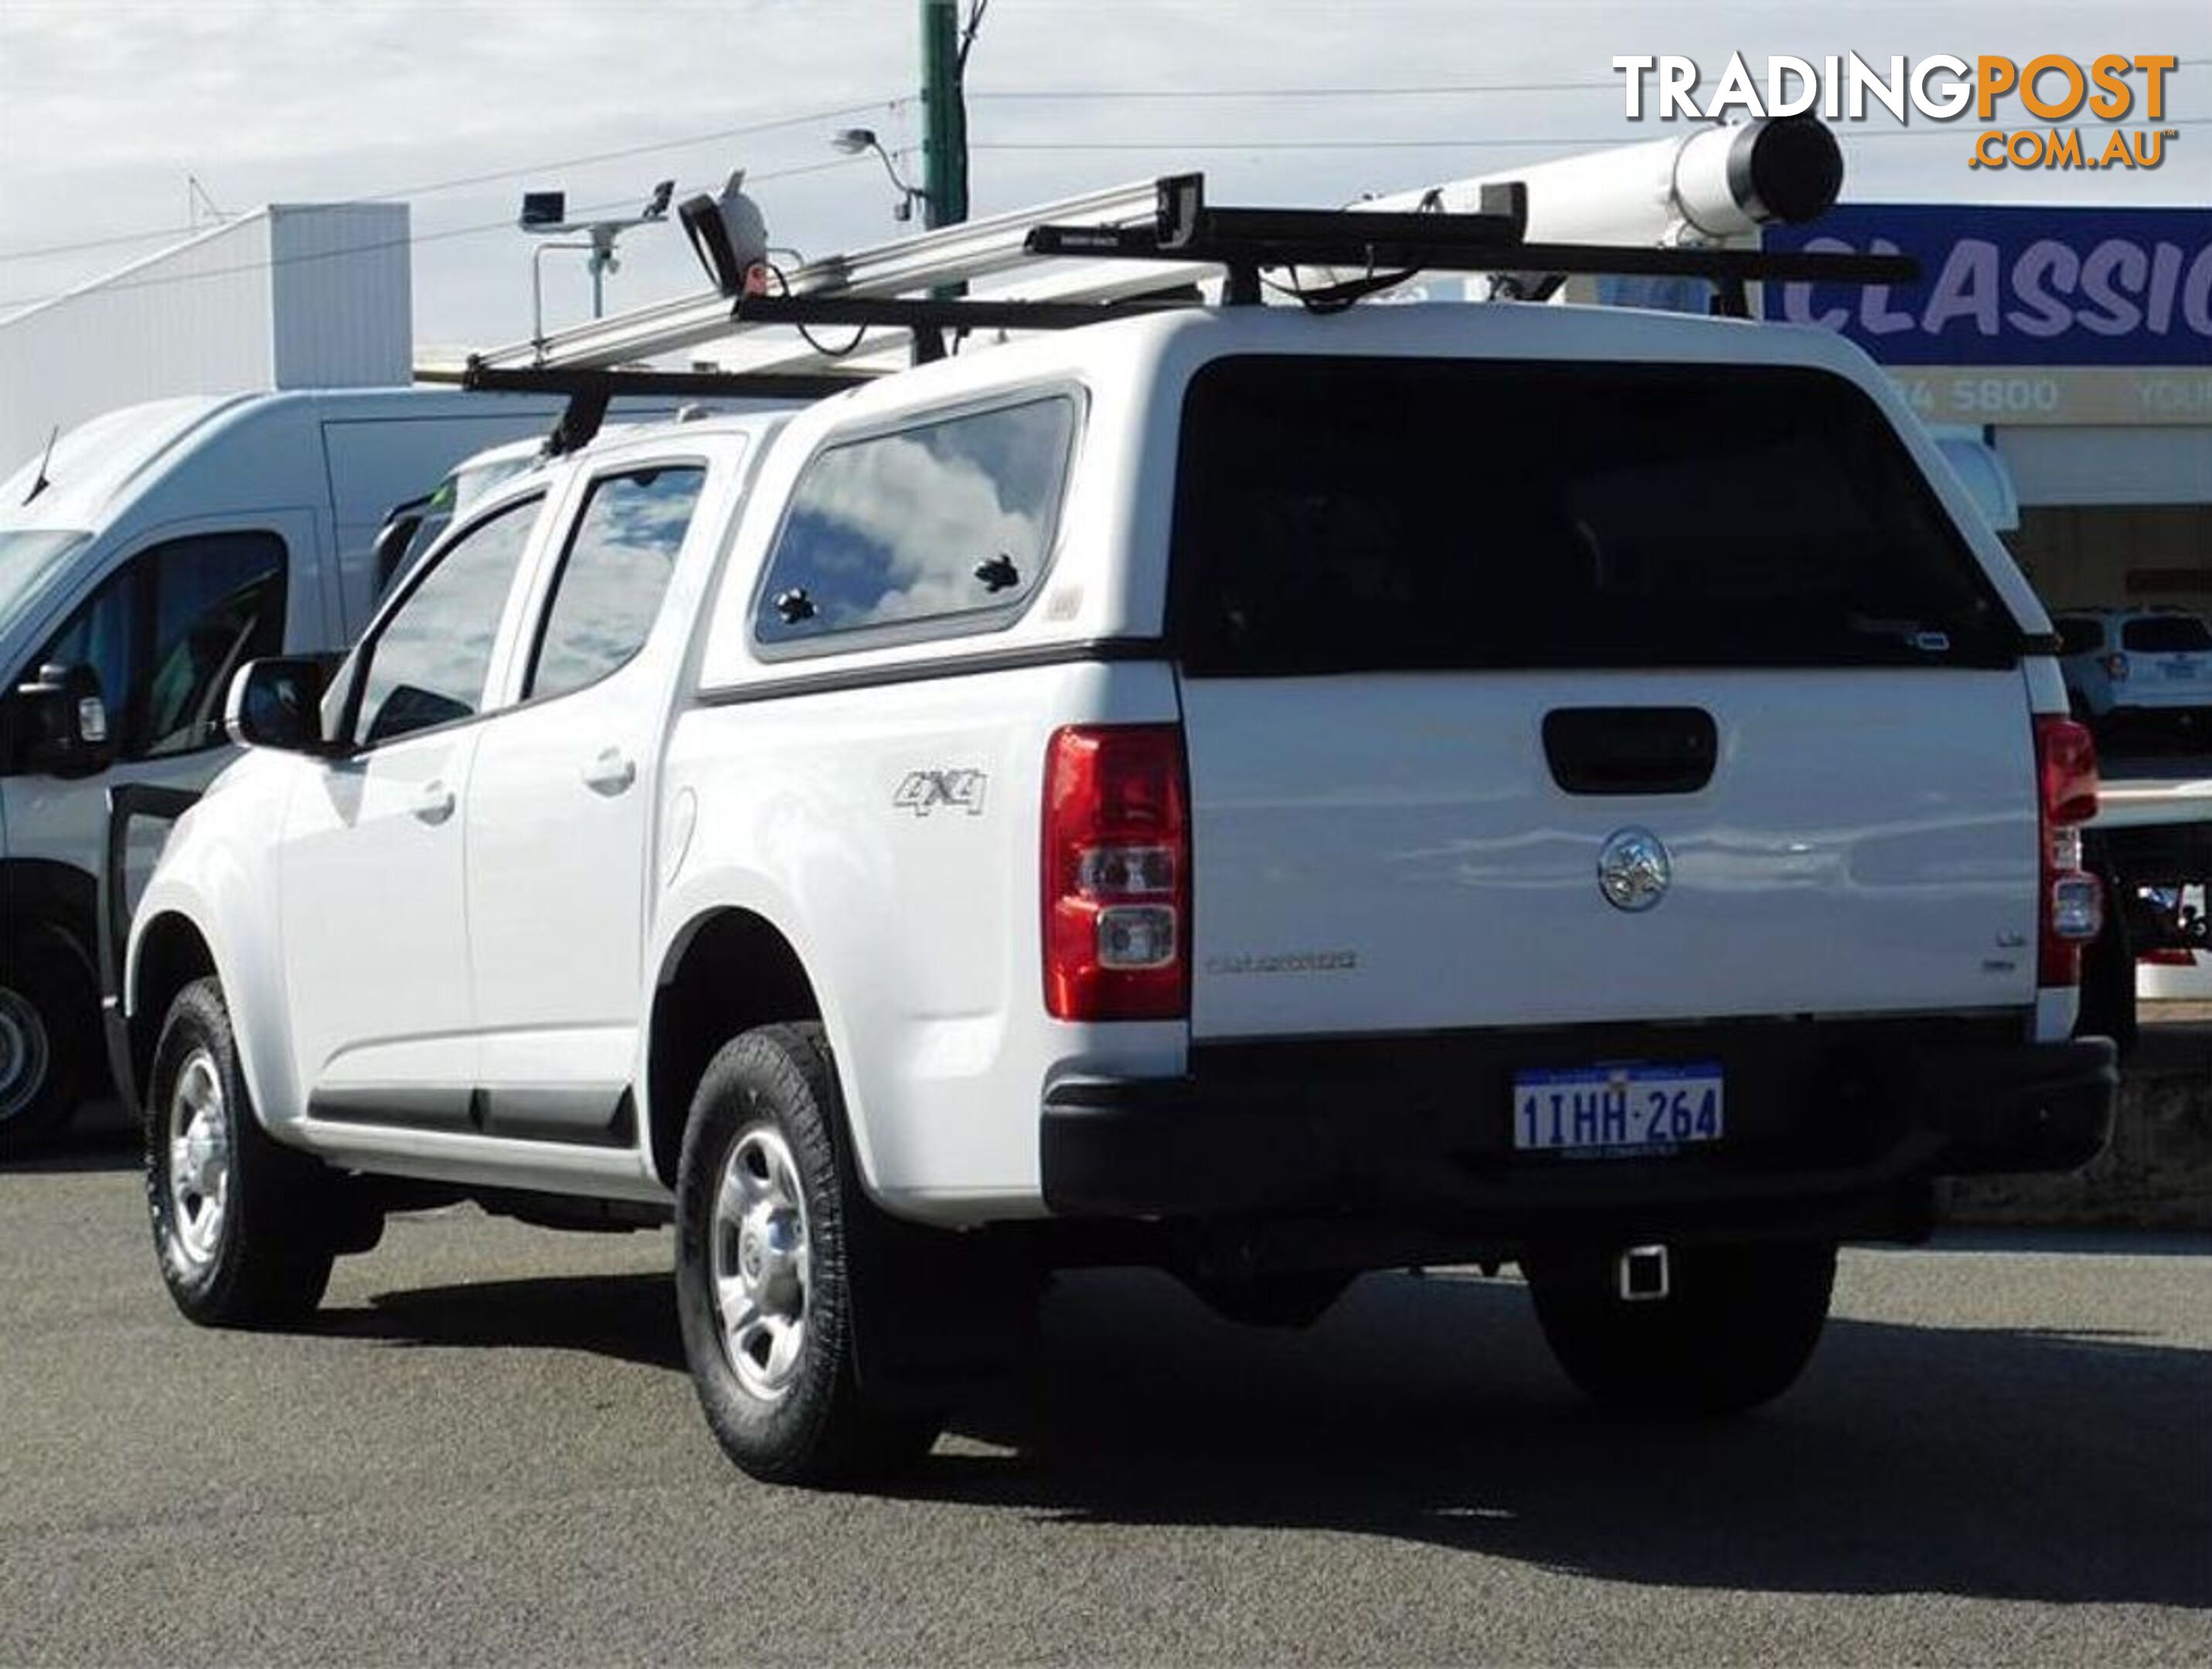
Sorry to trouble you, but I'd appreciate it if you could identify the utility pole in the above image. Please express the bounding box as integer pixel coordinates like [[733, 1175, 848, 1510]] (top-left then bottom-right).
[[919, 0, 970, 230]]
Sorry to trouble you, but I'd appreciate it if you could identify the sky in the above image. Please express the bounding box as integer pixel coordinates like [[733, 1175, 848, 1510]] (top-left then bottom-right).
[[1, 0, 2207, 352]]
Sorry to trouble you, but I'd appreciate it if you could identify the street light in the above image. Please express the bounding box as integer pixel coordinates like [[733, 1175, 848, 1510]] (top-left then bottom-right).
[[832, 127, 931, 223]]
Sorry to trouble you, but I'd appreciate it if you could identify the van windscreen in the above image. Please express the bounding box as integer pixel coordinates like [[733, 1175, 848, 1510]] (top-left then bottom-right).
[[1168, 357, 2019, 675]]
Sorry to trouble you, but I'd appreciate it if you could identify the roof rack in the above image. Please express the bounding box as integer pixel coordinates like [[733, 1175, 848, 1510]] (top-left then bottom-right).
[[460, 171, 1914, 383], [1029, 172, 1917, 312], [441, 118, 1926, 424]]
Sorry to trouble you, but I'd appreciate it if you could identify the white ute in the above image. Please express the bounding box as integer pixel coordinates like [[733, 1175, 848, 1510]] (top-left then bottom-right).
[[114, 182, 2120, 1484]]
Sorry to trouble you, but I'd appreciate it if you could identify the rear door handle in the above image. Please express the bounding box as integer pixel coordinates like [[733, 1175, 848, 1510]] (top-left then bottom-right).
[[581, 748, 636, 796], [412, 782, 455, 824]]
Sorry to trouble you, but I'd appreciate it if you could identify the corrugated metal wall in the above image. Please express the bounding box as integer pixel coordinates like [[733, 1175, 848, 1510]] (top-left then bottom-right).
[[268, 204, 411, 389], [0, 203, 411, 473]]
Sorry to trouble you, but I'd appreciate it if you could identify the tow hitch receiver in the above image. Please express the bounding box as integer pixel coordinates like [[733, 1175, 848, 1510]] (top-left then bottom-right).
[[1617, 1244, 1672, 1302]]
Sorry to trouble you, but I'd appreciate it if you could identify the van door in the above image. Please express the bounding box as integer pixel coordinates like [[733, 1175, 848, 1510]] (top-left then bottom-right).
[[1, 513, 318, 919]]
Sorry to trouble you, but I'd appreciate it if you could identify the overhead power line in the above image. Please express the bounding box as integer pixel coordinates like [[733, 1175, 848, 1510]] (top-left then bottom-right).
[[976, 117, 2212, 153], [0, 96, 908, 266], [0, 155, 870, 315], [972, 56, 2210, 100], [973, 77, 1616, 99]]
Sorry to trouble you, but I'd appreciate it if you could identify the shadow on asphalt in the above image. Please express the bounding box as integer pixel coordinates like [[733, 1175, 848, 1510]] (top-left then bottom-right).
[[315, 1259, 2209, 1610], [322, 1273, 688, 1372], [0, 1100, 138, 1174]]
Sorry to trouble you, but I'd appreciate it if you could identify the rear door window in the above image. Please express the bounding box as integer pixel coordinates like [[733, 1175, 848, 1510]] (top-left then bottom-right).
[[526, 464, 706, 701], [2121, 616, 2212, 653], [752, 395, 1077, 654], [1169, 358, 2018, 675]]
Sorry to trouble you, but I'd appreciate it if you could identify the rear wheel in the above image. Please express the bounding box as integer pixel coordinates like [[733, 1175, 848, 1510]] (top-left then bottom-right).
[[1524, 1241, 1836, 1416], [146, 977, 339, 1326], [0, 930, 93, 1156], [674, 1022, 942, 1485]]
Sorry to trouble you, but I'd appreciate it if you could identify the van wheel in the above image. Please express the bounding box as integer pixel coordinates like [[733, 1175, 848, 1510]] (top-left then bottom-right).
[[146, 977, 336, 1326], [675, 1022, 942, 1486], [0, 931, 91, 1155], [1523, 1241, 1836, 1416]]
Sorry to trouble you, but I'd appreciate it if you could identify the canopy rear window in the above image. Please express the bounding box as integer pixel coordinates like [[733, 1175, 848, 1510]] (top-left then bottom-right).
[[1169, 357, 2019, 675]]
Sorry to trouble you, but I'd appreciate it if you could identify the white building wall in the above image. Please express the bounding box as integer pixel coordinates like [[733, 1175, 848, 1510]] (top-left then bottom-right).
[[1998, 426, 2212, 508], [267, 205, 411, 388], [0, 203, 410, 474]]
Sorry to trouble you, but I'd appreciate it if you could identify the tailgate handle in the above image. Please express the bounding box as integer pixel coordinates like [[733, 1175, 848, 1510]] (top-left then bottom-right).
[[1542, 708, 1717, 796]]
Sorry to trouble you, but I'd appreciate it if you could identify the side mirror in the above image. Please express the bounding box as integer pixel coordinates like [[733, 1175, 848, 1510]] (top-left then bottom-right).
[[225, 657, 334, 754], [12, 663, 114, 779]]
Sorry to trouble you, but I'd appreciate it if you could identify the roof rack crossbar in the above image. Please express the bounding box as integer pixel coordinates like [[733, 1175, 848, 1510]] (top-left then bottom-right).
[[434, 362, 875, 454], [733, 294, 1199, 334], [1029, 174, 1916, 302], [448, 364, 872, 400]]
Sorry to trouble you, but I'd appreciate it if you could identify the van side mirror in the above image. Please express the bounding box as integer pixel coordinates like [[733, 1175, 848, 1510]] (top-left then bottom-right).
[[12, 663, 114, 779], [226, 657, 335, 754]]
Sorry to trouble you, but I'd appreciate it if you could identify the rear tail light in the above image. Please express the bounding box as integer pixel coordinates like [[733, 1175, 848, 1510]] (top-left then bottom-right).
[[2101, 651, 2129, 682], [1042, 725, 1190, 1021], [2033, 714, 2103, 985]]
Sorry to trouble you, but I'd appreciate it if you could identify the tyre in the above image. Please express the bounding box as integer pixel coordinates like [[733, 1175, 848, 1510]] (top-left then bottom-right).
[[145, 977, 336, 1326], [674, 1022, 943, 1485], [0, 929, 94, 1156], [1523, 1240, 1836, 1416], [2076, 889, 2139, 1055]]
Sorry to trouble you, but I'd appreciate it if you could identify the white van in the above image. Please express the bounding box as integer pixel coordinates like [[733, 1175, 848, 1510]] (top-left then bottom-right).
[[0, 389, 563, 1147]]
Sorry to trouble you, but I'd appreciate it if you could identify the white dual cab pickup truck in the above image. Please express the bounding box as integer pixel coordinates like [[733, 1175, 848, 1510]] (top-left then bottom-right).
[[115, 301, 2118, 1484]]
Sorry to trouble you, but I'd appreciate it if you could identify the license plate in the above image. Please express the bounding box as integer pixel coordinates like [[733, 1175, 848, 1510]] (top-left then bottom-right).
[[1512, 1063, 1724, 1154], [2159, 660, 2200, 681]]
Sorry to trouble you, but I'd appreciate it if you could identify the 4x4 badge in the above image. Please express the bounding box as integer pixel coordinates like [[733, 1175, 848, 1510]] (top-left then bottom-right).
[[1598, 827, 1671, 913], [893, 769, 989, 818]]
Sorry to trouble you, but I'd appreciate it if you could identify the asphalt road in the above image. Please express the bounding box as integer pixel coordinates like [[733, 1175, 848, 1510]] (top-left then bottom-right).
[[5, 1114, 2208, 1666]]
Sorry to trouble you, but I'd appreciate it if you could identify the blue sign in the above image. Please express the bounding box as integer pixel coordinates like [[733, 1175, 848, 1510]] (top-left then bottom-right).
[[1762, 204, 2212, 366]]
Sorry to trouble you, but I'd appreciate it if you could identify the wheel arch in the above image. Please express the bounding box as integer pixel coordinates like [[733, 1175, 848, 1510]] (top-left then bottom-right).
[[124, 881, 301, 1132], [129, 910, 220, 1105], [643, 905, 856, 1192]]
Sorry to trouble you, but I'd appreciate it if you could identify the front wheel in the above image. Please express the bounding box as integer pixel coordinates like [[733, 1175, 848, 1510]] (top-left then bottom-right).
[[0, 930, 94, 1156], [1523, 1241, 1836, 1416], [674, 1022, 942, 1486], [146, 977, 339, 1326]]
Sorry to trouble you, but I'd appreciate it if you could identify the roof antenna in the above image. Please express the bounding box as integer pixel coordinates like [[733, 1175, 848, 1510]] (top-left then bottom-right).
[[22, 425, 57, 505]]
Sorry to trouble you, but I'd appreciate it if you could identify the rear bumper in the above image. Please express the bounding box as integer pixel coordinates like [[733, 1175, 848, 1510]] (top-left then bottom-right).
[[1040, 1018, 2116, 1236]]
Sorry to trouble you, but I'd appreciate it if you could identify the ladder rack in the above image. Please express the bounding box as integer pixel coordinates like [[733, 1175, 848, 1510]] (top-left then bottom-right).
[[451, 168, 1919, 402]]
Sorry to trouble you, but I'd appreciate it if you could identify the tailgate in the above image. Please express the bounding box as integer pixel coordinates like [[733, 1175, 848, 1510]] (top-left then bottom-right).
[[1166, 353, 2040, 1042], [1184, 669, 2038, 1038]]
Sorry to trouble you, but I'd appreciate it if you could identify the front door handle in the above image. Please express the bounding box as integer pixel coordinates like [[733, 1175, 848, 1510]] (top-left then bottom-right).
[[582, 748, 636, 796], [412, 781, 455, 824]]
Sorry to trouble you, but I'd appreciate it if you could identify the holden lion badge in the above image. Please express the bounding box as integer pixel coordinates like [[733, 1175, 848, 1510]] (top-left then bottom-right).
[[1598, 827, 1672, 913]]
